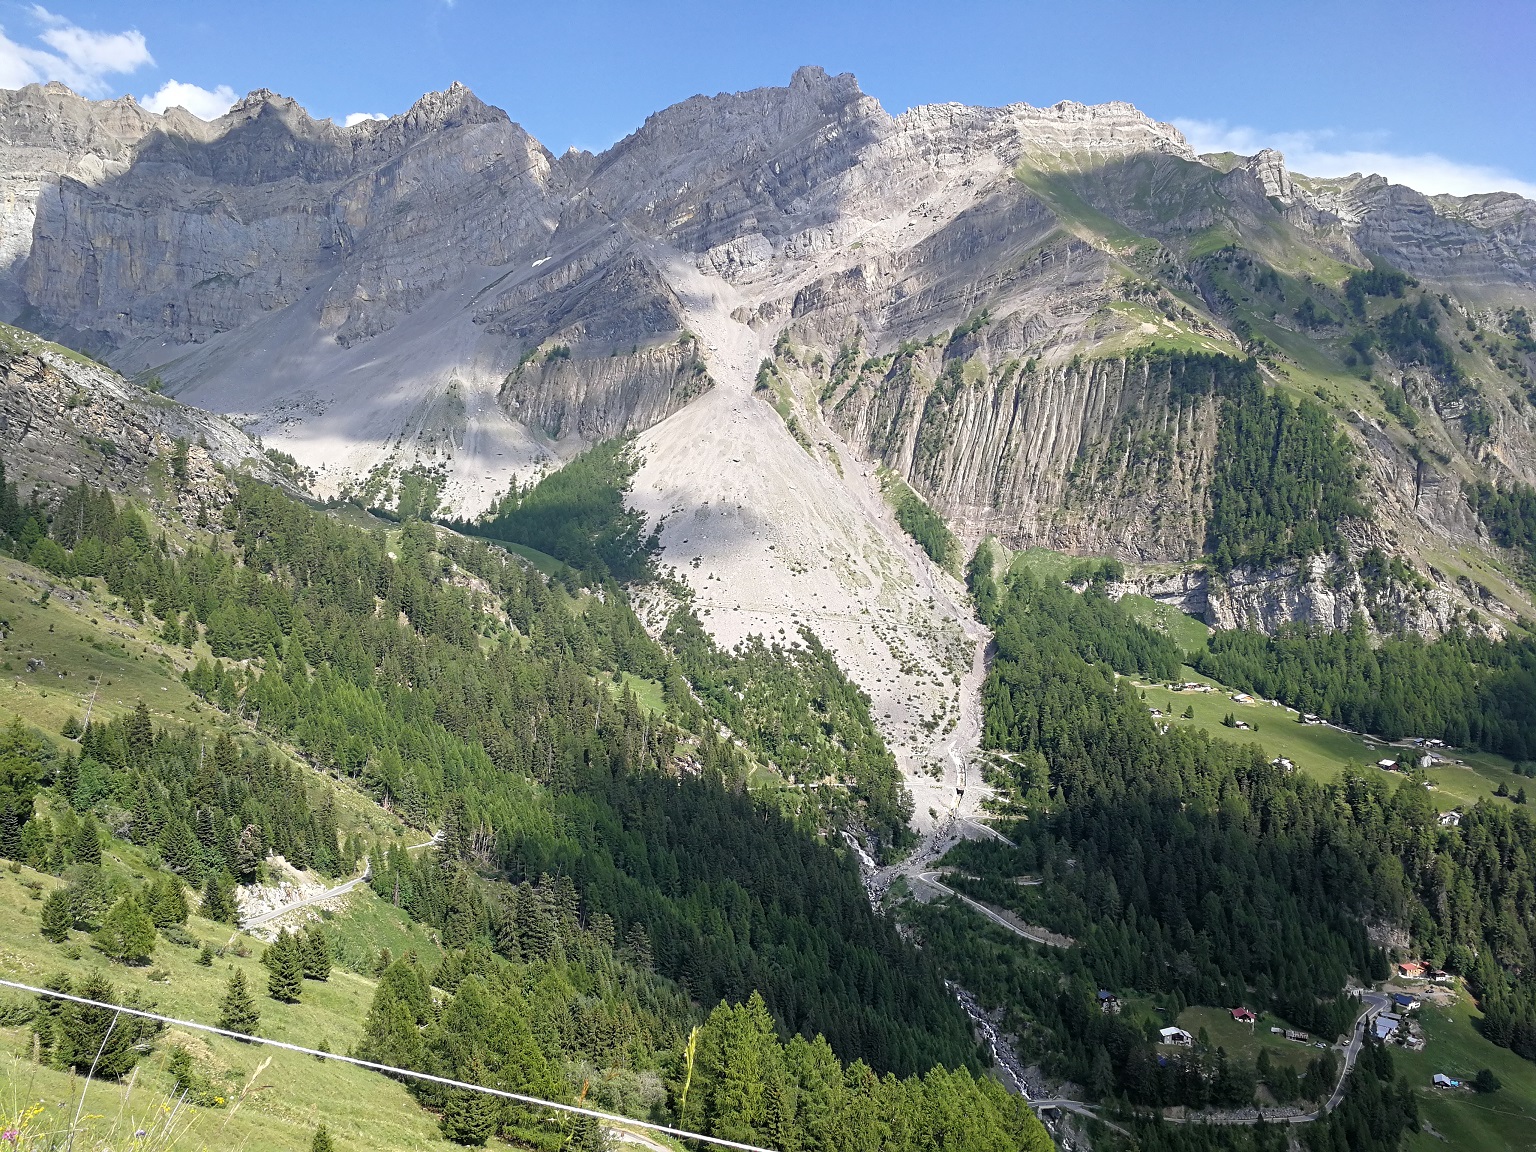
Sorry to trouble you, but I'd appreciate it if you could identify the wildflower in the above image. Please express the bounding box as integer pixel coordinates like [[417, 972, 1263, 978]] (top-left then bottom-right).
[[3, 1128, 20, 1144]]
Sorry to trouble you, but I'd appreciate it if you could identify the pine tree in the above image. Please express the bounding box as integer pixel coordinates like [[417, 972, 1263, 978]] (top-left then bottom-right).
[[311, 1124, 336, 1152], [624, 923, 653, 970], [92, 896, 156, 964], [218, 970, 260, 1036], [439, 1057, 499, 1146], [301, 925, 332, 981], [200, 873, 236, 923], [55, 972, 141, 1078], [40, 886, 73, 942], [264, 929, 304, 1002], [149, 873, 189, 928], [157, 819, 199, 876], [71, 815, 102, 865]]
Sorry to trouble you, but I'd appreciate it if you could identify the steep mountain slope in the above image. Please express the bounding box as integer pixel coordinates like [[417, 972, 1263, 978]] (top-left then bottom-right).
[[2, 69, 1535, 822]]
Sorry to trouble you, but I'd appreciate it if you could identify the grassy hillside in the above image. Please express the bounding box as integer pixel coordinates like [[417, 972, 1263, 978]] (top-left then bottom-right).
[[0, 841, 451, 1151]]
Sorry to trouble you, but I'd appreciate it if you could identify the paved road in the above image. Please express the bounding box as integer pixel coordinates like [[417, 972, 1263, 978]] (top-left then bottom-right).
[[917, 872, 1068, 947], [240, 830, 441, 930]]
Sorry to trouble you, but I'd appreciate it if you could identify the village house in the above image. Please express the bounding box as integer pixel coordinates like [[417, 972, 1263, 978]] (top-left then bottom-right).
[[1438, 810, 1462, 828], [1230, 1007, 1257, 1024], [1159, 1027, 1194, 1047], [1391, 992, 1420, 1012], [1433, 1073, 1460, 1089], [1097, 989, 1120, 1014]]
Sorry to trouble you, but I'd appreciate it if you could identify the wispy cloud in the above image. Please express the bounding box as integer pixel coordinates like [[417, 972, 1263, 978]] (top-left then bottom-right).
[[1174, 118, 1536, 200], [141, 79, 236, 120], [343, 111, 389, 127], [0, 5, 152, 97]]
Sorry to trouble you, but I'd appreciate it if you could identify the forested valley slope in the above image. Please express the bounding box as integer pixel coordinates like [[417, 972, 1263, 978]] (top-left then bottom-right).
[[0, 63, 1535, 1152]]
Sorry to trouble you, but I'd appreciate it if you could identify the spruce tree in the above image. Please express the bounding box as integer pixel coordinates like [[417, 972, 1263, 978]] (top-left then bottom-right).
[[301, 925, 332, 981], [40, 886, 73, 942], [218, 970, 260, 1036], [149, 873, 189, 928], [92, 896, 156, 964], [439, 1057, 498, 1146], [264, 930, 303, 1002], [55, 972, 141, 1078], [71, 815, 102, 865], [200, 873, 236, 924], [311, 1124, 336, 1152]]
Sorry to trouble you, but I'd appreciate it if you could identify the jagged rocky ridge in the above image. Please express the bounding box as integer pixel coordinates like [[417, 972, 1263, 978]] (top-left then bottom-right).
[[0, 68, 1531, 646]]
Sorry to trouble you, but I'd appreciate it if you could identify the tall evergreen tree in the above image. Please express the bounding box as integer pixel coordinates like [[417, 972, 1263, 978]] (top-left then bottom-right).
[[71, 814, 102, 865], [218, 970, 260, 1037], [263, 929, 304, 1002], [149, 873, 189, 928], [53, 972, 143, 1078], [439, 1057, 499, 1146], [40, 886, 72, 942], [301, 925, 332, 981], [200, 873, 237, 924], [92, 896, 156, 965]]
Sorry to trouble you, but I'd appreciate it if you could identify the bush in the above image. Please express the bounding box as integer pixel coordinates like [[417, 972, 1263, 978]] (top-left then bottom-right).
[[1474, 1067, 1502, 1093]]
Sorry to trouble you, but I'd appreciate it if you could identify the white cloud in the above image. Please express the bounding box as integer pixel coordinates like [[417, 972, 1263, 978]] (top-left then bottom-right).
[[0, 6, 152, 97], [343, 112, 389, 127], [1174, 118, 1536, 201], [141, 79, 236, 120]]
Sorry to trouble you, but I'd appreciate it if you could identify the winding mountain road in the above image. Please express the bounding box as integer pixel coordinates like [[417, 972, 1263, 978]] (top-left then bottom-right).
[[239, 830, 441, 931]]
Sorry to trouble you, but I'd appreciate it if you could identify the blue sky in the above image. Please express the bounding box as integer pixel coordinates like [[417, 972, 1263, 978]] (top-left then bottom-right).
[[1, 0, 1531, 196]]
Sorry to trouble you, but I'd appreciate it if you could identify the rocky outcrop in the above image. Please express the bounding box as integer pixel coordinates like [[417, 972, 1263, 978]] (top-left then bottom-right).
[[1205, 556, 1505, 638], [502, 341, 714, 443], [0, 323, 280, 505]]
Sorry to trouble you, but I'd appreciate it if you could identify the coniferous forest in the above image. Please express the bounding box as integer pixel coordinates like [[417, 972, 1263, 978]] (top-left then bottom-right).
[[925, 560, 1536, 1122], [0, 456, 1057, 1150]]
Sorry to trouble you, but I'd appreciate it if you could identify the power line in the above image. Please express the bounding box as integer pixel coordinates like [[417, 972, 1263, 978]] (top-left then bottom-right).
[[0, 977, 773, 1152]]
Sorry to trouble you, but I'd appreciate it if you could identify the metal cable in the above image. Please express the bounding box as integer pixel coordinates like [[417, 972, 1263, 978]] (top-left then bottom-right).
[[0, 977, 772, 1152]]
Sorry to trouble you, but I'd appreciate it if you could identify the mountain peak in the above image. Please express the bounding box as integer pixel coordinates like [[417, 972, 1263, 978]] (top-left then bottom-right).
[[401, 81, 508, 130]]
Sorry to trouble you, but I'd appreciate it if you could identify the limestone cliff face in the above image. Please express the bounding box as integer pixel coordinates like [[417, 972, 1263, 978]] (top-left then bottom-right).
[[19, 82, 559, 349], [829, 352, 1217, 561]]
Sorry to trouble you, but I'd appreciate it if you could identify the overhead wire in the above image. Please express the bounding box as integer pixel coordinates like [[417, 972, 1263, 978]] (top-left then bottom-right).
[[0, 976, 775, 1152]]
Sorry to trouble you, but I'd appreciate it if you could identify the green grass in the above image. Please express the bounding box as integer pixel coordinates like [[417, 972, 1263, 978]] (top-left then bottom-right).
[[0, 854, 449, 1152], [619, 672, 665, 717], [497, 540, 567, 578], [1136, 666, 1528, 811], [1173, 1005, 1318, 1071], [1012, 164, 1147, 253], [0, 557, 199, 734], [1096, 300, 1238, 358], [1117, 593, 1211, 655], [1397, 996, 1536, 1152], [1007, 546, 1077, 582]]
